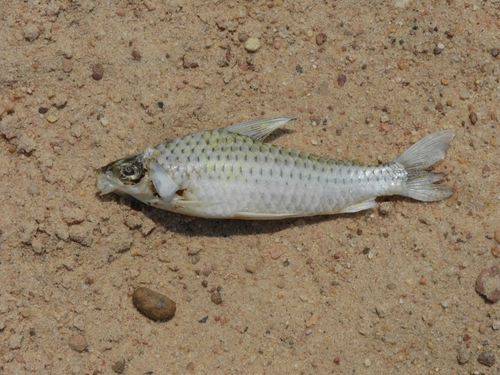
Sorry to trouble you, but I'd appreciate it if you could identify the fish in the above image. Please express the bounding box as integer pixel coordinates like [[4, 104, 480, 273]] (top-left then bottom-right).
[[96, 117, 455, 219]]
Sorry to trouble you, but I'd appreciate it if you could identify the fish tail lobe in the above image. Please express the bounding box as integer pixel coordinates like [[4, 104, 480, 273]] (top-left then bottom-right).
[[392, 130, 455, 202]]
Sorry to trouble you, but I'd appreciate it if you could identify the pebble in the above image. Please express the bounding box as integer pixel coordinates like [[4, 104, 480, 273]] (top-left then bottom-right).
[[68, 334, 88, 352], [269, 246, 283, 259], [46, 115, 58, 123], [23, 24, 40, 42], [419, 275, 428, 285], [112, 358, 126, 374], [386, 283, 397, 290], [434, 43, 445, 55], [27, 184, 39, 195], [477, 350, 496, 367], [337, 73, 346, 87], [469, 112, 478, 125], [244, 261, 257, 274], [211, 289, 222, 305], [491, 246, 500, 258], [457, 347, 470, 364], [244, 38, 261, 52], [364, 358, 371, 367], [475, 266, 500, 303], [62, 58, 73, 73], [1, 98, 15, 113], [494, 229, 500, 243], [491, 48, 500, 57], [132, 287, 176, 321], [9, 334, 23, 349], [315, 33, 327, 46], [92, 64, 104, 80], [479, 322, 487, 334]]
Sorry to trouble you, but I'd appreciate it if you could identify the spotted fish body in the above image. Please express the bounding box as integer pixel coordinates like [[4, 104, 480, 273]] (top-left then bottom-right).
[[96, 117, 455, 219]]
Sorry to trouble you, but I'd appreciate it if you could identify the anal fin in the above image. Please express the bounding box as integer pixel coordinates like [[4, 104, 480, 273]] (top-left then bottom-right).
[[339, 198, 377, 214]]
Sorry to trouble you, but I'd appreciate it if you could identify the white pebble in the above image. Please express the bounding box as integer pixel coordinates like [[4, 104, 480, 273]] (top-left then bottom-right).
[[244, 38, 261, 52]]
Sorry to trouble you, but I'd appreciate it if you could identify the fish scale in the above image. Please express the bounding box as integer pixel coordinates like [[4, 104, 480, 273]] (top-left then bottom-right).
[[96, 117, 455, 219], [153, 130, 404, 218]]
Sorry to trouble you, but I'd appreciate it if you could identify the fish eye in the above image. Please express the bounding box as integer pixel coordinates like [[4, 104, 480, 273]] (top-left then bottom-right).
[[114, 162, 143, 185]]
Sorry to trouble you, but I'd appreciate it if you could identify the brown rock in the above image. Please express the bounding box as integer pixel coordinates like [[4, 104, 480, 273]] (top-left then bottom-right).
[[477, 350, 496, 367], [315, 33, 327, 46], [337, 73, 347, 87], [132, 287, 176, 321], [112, 358, 126, 374], [211, 288, 222, 305], [494, 229, 500, 243], [475, 266, 500, 303], [469, 112, 478, 125], [62, 58, 73, 73], [68, 334, 88, 352], [92, 64, 104, 81]]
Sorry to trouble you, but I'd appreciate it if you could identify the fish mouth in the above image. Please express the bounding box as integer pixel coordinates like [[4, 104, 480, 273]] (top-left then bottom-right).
[[95, 168, 117, 195]]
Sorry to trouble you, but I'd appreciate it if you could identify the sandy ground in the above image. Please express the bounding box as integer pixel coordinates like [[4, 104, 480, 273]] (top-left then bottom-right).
[[1, 0, 500, 374]]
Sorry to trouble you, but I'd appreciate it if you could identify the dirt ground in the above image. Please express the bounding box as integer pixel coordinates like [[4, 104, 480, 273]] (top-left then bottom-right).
[[1, 0, 500, 374]]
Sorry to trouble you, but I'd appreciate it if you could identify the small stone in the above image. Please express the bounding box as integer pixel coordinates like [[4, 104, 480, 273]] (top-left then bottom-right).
[[112, 358, 126, 374], [460, 91, 470, 99], [68, 334, 87, 352], [9, 334, 23, 349], [492, 321, 500, 330], [386, 283, 397, 290], [479, 322, 487, 333], [244, 37, 261, 52], [100, 118, 109, 127], [244, 261, 257, 274], [38, 107, 48, 114], [62, 58, 73, 73], [491, 246, 500, 258], [337, 73, 346, 87], [457, 347, 470, 364], [92, 64, 104, 80], [475, 266, 500, 303], [434, 43, 445, 55], [132, 287, 176, 321], [494, 229, 500, 243], [27, 185, 39, 195], [269, 246, 283, 259], [477, 350, 496, 367], [419, 275, 428, 285], [23, 24, 40, 42], [46, 115, 58, 123], [1, 98, 15, 113], [364, 358, 371, 367], [469, 112, 478, 125], [131, 50, 142, 61], [491, 48, 500, 57], [211, 289, 222, 305], [375, 306, 387, 318], [315, 33, 327, 46], [238, 34, 249, 43]]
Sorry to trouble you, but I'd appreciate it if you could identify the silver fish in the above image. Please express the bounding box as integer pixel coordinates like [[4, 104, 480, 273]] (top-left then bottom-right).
[[96, 117, 454, 219]]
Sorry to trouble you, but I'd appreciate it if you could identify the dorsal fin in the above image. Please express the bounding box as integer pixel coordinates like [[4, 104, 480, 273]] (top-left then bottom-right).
[[222, 117, 295, 142]]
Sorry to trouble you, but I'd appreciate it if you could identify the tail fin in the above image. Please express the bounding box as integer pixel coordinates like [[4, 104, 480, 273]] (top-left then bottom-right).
[[392, 130, 455, 202]]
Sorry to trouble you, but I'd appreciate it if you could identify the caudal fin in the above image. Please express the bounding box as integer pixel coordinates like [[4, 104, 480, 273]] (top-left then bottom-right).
[[392, 130, 455, 202]]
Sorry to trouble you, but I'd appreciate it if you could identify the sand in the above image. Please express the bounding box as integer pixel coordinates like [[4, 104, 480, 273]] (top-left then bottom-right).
[[1, 1, 500, 374]]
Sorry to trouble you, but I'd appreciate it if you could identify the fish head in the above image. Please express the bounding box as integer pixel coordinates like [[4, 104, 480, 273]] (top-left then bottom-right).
[[96, 152, 156, 201]]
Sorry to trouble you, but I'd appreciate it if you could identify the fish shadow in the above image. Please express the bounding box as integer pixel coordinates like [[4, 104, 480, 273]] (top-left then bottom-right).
[[104, 194, 386, 238]]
